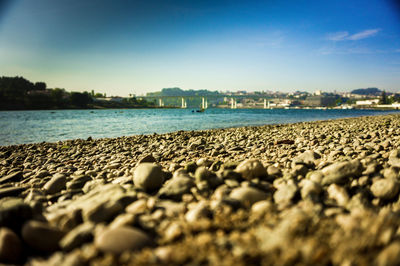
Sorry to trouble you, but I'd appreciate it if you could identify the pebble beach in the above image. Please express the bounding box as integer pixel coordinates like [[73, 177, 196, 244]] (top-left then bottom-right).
[[1, 114, 400, 265]]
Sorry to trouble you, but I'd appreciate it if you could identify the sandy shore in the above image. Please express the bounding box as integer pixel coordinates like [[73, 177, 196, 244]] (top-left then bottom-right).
[[1, 114, 400, 265]]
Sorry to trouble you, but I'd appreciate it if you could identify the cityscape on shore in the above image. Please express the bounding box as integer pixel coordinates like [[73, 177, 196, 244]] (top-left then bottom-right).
[[1, 76, 399, 110]]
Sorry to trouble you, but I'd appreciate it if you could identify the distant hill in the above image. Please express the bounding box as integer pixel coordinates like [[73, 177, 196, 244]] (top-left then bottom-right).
[[351, 87, 381, 95], [147, 87, 220, 97]]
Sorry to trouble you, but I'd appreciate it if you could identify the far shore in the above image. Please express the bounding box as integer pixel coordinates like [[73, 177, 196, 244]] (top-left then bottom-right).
[[1, 105, 400, 112]]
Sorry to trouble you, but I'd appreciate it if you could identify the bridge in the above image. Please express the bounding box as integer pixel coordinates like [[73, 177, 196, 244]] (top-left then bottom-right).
[[139, 94, 273, 109]]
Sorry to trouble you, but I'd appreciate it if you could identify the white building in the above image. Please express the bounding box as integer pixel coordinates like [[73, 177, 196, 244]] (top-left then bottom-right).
[[355, 99, 380, 105]]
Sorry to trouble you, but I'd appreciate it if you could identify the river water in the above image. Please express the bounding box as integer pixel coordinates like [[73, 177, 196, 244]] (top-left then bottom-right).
[[0, 108, 398, 146]]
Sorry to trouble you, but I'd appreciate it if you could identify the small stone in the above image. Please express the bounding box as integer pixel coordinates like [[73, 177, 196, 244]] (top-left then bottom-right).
[[235, 159, 266, 180], [308, 171, 324, 183], [164, 223, 183, 242], [300, 180, 322, 200], [109, 213, 136, 229], [134, 163, 164, 192], [0, 171, 23, 184], [185, 201, 211, 223], [0, 227, 22, 264], [321, 160, 362, 185], [383, 167, 399, 180], [0, 198, 32, 231], [196, 158, 213, 167], [371, 178, 400, 200], [195, 167, 221, 188], [22, 220, 65, 252], [82, 201, 123, 223], [185, 162, 197, 173], [388, 149, 400, 167], [43, 174, 67, 194], [267, 165, 281, 177], [275, 139, 294, 145], [251, 200, 273, 216], [67, 175, 92, 190], [327, 184, 349, 206], [35, 170, 50, 178], [295, 150, 321, 167], [273, 181, 298, 207], [230, 187, 268, 207], [59, 222, 95, 251], [95, 226, 153, 254], [159, 176, 194, 200], [126, 199, 147, 214], [375, 241, 400, 266], [0, 186, 27, 198], [138, 154, 157, 164], [195, 167, 214, 182]]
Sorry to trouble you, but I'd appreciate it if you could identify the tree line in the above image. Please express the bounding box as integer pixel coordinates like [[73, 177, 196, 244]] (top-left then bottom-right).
[[0, 76, 154, 110]]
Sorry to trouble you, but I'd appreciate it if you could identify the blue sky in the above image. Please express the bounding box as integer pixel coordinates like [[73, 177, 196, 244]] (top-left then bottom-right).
[[0, 0, 399, 96]]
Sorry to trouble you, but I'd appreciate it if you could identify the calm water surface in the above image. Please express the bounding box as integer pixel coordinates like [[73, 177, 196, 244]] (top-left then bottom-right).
[[0, 108, 398, 146]]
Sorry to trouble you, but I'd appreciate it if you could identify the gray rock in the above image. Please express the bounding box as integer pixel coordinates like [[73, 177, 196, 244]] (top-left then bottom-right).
[[229, 187, 268, 207], [126, 199, 148, 214], [0, 171, 23, 184], [138, 154, 157, 164], [295, 150, 321, 167], [196, 158, 213, 167], [59, 222, 95, 251], [43, 174, 67, 194], [82, 200, 123, 224], [67, 175, 92, 190], [35, 170, 50, 178], [0, 198, 32, 231], [383, 167, 399, 180], [321, 160, 362, 185], [274, 181, 298, 206], [327, 184, 349, 206], [157, 200, 186, 217], [388, 149, 400, 168], [109, 213, 136, 229], [267, 165, 282, 177], [375, 241, 400, 266], [95, 226, 153, 254], [134, 163, 164, 192], [194, 167, 221, 188], [0, 227, 22, 264], [235, 159, 266, 180], [0, 186, 27, 198], [300, 180, 322, 200], [22, 220, 65, 252], [159, 176, 194, 200], [251, 200, 274, 216], [371, 178, 400, 200], [185, 201, 211, 222]]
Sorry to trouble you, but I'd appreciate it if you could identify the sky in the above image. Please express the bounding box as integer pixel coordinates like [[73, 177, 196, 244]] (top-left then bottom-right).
[[0, 0, 400, 96]]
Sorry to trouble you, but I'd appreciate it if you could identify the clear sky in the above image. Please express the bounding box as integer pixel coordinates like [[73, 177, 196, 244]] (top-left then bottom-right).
[[0, 0, 399, 96]]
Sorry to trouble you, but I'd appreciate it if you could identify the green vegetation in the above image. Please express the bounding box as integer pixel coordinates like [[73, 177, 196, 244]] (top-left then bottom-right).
[[0, 76, 154, 110]]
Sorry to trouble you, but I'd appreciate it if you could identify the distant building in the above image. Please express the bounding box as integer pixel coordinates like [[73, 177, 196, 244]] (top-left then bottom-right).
[[303, 95, 337, 107], [314, 90, 322, 96], [94, 97, 125, 103], [355, 99, 379, 105]]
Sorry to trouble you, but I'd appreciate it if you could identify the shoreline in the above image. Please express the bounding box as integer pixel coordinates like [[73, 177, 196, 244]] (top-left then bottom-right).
[[1, 106, 400, 111], [1, 110, 399, 147], [1, 114, 400, 264]]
